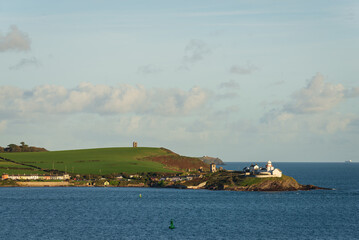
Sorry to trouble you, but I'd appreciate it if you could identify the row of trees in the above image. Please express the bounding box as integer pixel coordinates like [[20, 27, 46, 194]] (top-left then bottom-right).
[[0, 142, 47, 153]]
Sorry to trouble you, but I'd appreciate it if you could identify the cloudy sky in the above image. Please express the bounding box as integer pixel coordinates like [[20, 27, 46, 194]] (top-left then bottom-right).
[[1, 1, 358, 162]]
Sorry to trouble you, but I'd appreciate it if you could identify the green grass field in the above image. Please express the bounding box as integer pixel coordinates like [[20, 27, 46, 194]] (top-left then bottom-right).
[[0, 159, 47, 175], [0, 147, 177, 175]]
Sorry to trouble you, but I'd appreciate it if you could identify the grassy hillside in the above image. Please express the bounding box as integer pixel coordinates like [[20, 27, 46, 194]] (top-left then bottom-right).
[[0, 158, 47, 175], [0, 147, 205, 175]]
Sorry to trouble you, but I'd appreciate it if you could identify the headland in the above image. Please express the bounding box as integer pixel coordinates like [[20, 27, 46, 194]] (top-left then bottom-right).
[[0, 142, 329, 191]]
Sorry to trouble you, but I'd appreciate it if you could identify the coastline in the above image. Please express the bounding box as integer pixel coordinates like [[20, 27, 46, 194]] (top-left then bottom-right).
[[0, 180, 330, 191]]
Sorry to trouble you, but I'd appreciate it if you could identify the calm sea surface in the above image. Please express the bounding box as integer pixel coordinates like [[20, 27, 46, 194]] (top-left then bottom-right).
[[0, 162, 358, 240]]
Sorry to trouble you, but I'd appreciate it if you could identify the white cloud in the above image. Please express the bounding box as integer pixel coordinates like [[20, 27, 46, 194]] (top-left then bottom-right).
[[324, 116, 352, 134], [262, 112, 353, 135], [9, 57, 39, 70], [284, 73, 346, 114], [0, 25, 31, 52], [0, 83, 211, 117], [153, 86, 210, 115], [345, 87, 359, 98], [260, 73, 359, 135]]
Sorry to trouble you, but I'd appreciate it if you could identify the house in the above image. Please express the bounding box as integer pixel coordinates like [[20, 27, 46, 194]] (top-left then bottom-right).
[[2, 174, 71, 181], [129, 174, 140, 179], [50, 175, 65, 180], [243, 161, 282, 178], [63, 174, 71, 180], [170, 177, 181, 182], [41, 176, 51, 180]]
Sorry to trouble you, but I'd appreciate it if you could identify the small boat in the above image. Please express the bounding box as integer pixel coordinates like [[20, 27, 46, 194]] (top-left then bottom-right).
[[345, 160, 352, 163]]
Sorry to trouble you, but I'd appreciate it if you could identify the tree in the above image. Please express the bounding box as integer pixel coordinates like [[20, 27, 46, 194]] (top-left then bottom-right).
[[6, 144, 21, 152], [20, 142, 29, 152], [2, 143, 47, 152]]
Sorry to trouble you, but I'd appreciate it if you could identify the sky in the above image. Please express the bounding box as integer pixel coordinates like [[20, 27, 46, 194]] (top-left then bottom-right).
[[0, 0, 358, 162]]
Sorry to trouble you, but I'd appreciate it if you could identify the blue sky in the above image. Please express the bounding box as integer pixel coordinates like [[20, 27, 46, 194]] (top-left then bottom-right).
[[0, 1, 358, 161]]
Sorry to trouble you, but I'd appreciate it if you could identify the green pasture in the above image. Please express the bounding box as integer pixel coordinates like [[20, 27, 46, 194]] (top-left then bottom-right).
[[0, 147, 175, 175], [0, 159, 46, 175], [238, 175, 292, 186]]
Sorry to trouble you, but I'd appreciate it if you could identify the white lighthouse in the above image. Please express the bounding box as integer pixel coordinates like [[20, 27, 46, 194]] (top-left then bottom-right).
[[266, 160, 274, 171]]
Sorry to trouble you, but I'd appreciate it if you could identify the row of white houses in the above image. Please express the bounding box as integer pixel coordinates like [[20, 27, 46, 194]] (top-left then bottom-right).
[[2, 174, 71, 181]]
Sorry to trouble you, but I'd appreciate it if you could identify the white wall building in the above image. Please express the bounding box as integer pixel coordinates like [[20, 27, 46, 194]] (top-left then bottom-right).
[[243, 161, 282, 178], [3, 174, 71, 181]]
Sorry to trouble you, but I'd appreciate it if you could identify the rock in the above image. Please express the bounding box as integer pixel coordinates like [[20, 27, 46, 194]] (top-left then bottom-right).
[[245, 178, 301, 191], [204, 172, 330, 192], [300, 184, 332, 190]]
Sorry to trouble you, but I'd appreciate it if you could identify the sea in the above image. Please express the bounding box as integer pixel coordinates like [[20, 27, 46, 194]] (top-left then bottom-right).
[[0, 162, 358, 240]]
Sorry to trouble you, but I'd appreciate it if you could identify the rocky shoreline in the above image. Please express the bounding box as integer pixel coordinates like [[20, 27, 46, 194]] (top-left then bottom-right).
[[203, 172, 331, 191], [0, 175, 331, 191], [211, 183, 331, 192]]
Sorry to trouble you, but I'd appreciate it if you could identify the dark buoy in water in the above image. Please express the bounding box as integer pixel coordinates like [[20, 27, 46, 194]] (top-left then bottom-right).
[[169, 219, 175, 229]]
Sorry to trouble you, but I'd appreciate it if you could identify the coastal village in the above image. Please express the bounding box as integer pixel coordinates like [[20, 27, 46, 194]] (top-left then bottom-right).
[[1, 160, 283, 189], [0, 141, 288, 189]]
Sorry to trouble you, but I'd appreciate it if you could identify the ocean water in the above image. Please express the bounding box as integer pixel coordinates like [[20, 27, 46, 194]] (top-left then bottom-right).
[[0, 162, 358, 240]]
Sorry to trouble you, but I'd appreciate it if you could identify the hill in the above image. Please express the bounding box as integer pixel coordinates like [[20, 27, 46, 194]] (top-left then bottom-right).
[[199, 156, 225, 165], [0, 147, 209, 175]]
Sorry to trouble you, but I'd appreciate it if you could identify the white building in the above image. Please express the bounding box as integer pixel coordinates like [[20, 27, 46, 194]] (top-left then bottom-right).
[[243, 161, 282, 178], [3, 174, 71, 181]]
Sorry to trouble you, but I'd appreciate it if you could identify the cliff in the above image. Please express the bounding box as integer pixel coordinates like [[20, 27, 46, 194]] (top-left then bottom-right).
[[199, 156, 225, 165]]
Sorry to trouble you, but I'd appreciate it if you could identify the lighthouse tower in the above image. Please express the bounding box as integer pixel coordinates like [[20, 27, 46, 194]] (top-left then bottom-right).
[[266, 160, 274, 171]]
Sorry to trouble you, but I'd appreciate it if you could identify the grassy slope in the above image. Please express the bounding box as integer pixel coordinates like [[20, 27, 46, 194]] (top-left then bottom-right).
[[0, 159, 47, 175], [0, 147, 177, 175], [238, 175, 298, 186]]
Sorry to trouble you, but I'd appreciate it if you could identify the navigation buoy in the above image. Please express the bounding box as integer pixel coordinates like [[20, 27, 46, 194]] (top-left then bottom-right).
[[139, 194, 142, 198], [169, 219, 175, 229]]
